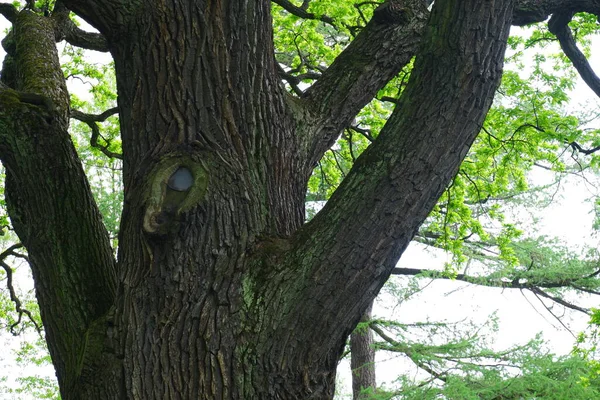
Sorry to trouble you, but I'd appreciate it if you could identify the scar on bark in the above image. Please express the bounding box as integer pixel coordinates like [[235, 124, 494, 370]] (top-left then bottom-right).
[[143, 156, 208, 235]]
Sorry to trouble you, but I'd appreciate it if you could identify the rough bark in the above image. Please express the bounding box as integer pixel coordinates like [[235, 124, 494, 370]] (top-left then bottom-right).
[[0, 11, 116, 395], [1, 0, 598, 399], [351, 303, 376, 399]]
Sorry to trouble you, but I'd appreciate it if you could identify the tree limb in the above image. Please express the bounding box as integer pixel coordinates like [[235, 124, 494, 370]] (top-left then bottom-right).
[[59, 0, 132, 38], [71, 107, 123, 159], [530, 286, 590, 314], [391, 266, 594, 314], [392, 266, 595, 289], [300, 0, 429, 169], [0, 11, 117, 388], [513, 0, 600, 26], [297, 0, 600, 170], [0, 2, 17, 23], [52, 1, 109, 52], [271, 0, 336, 28], [0, 261, 42, 335], [370, 323, 448, 383], [548, 11, 600, 99], [283, 0, 514, 362]]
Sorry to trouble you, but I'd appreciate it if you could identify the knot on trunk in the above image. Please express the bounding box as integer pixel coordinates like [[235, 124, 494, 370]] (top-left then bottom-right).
[[142, 155, 208, 235]]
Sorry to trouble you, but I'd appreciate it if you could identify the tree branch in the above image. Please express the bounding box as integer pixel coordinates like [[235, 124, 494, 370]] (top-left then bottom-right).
[[52, 1, 109, 52], [271, 0, 336, 28], [513, 0, 600, 26], [370, 323, 448, 383], [530, 286, 590, 314], [548, 11, 600, 99], [296, 0, 600, 171], [0, 2, 17, 23], [59, 0, 131, 37], [300, 0, 429, 169], [391, 266, 595, 314], [282, 0, 514, 362], [0, 12, 117, 388], [392, 266, 591, 288], [71, 107, 123, 159], [0, 261, 42, 335]]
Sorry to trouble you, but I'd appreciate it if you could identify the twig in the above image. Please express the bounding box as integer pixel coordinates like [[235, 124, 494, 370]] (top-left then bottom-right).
[[0, 261, 42, 336]]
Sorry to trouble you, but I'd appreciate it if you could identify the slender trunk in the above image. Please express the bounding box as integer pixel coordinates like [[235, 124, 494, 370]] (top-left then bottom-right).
[[351, 303, 376, 399]]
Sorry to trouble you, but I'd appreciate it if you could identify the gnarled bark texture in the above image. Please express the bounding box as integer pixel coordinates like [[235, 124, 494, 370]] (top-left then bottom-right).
[[1, 0, 591, 398]]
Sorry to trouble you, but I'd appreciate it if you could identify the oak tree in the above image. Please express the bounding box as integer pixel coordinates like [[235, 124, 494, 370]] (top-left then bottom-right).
[[2, 0, 600, 398]]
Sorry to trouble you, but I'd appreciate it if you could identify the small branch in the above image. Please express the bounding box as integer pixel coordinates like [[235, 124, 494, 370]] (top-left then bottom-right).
[[378, 96, 400, 105], [348, 124, 375, 142], [271, 0, 336, 28], [276, 64, 308, 96], [371, 323, 448, 383], [0, 261, 42, 335], [0, 243, 24, 261], [530, 287, 590, 314], [71, 107, 123, 159], [0, 2, 17, 23], [568, 140, 600, 155], [548, 11, 600, 99]]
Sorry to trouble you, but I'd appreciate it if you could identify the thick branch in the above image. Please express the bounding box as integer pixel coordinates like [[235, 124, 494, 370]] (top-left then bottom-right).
[[513, 0, 600, 26], [299, 0, 600, 170], [0, 2, 17, 22], [0, 11, 116, 392], [59, 0, 132, 38], [272, 0, 336, 27], [301, 0, 429, 168], [281, 0, 514, 362], [52, 1, 109, 52], [548, 11, 600, 98]]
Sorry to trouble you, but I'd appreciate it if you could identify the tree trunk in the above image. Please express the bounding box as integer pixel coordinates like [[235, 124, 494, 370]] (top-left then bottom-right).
[[351, 303, 376, 399], [0, 0, 517, 398]]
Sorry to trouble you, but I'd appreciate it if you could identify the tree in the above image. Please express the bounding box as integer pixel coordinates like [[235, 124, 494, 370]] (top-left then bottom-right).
[[1, 0, 600, 398]]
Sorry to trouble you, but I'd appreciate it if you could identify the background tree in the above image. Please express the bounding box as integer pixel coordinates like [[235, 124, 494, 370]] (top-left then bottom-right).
[[2, 0, 600, 399]]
